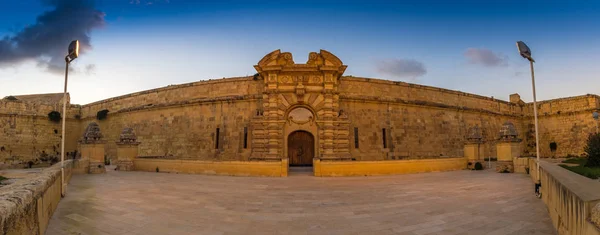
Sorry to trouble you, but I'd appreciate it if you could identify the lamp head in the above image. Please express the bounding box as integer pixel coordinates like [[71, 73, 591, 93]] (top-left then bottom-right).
[[66, 40, 79, 62], [516, 41, 534, 62]]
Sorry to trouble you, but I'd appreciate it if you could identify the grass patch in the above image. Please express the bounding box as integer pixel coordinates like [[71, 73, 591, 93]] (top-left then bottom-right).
[[562, 157, 587, 165], [559, 164, 600, 179]]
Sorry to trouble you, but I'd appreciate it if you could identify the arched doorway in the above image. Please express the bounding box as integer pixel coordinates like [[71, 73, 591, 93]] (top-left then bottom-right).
[[288, 131, 314, 166]]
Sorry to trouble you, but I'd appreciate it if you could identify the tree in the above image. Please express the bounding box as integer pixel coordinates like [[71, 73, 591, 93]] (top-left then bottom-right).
[[584, 133, 600, 168]]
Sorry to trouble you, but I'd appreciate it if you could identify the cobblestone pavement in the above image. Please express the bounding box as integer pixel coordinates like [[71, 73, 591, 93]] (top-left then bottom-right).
[[46, 168, 555, 235]]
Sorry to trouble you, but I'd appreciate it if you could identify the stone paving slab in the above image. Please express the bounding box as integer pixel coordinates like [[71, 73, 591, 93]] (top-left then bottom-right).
[[46, 168, 556, 235]]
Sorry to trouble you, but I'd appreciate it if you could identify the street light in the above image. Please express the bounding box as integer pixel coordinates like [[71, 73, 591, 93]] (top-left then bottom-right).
[[61, 40, 79, 197], [516, 41, 541, 197], [594, 111, 599, 133]]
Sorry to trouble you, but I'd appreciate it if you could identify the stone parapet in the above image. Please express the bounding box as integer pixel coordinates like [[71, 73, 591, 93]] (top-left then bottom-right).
[[0, 160, 74, 235], [535, 161, 600, 235]]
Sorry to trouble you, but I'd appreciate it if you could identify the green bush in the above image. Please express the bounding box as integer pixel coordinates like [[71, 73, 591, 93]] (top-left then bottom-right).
[[565, 154, 579, 158], [474, 162, 483, 170], [0, 176, 7, 181], [562, 158, 587, 165], [559, 164, 600, 179], [584, 133, 600, 168], [47, 111, 61, 123], [156, 167, 159, 172]]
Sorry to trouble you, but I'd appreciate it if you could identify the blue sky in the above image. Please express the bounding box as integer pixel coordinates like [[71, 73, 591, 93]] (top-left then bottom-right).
[[1, 0, 599, 104]]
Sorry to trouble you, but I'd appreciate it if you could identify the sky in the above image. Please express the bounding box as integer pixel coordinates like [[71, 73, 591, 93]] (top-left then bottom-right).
[[0, 0, 599, 105]]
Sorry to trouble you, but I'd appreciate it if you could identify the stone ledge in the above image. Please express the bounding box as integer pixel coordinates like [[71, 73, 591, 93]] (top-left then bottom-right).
[[0, 160, 73, 234], [539, 161, 600, 202]]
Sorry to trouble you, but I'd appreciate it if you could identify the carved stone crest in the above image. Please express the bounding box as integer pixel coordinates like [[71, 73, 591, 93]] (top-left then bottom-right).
[[498, 121, 521, 142], [80, 122, 103, 144], [118, 127, 138, 144], [466, 125, 483, 143]]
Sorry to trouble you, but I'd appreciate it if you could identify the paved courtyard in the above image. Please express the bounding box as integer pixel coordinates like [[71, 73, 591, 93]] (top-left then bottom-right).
[[46, 168, 555, 235]]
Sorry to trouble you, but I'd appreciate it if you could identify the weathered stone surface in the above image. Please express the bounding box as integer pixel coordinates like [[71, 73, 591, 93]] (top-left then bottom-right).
[[0, 160, 73, 235], [80, 122, 103, 144], [466, 125, 483, 143], [118, 127, 138, 144], [592, 203, 600, 228], [499, 121, 521, 142], [496, 161, 514, 173]]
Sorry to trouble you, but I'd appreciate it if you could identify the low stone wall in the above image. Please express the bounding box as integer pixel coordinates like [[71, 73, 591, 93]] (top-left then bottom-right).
[[0, 160, 74, 235], [313, 158, 466, 177], [513, 157, 531, 174], [534, 160, 600, 235], [134, 158, 288, 177]]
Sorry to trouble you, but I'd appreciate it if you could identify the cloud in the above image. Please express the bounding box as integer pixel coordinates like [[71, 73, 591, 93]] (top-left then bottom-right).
[[464, 48, 508, 67], [375, 59, 427, 80], [84, 64, 96, 75], [0, 0, 105, 74]]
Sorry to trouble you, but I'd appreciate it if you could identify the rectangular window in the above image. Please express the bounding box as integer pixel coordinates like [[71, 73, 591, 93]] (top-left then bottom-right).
[[382, 128, 387, 149], [354, 127, 359, 148], [215, 128, 220, 149], [243, 127, 248, 149]]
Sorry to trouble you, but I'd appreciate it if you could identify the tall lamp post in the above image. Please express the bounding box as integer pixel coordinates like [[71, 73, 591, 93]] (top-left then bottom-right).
[[61, 40, 79, 197], [516, 41, 542, 197], [594, 111, 599, 133]]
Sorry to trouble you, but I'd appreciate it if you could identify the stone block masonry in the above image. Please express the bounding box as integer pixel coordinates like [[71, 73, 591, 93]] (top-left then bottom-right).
[[0, 50, 598, 165]]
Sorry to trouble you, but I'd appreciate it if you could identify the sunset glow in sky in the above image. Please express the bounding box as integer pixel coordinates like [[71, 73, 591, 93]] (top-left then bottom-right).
[[1, 0, 599, 104]]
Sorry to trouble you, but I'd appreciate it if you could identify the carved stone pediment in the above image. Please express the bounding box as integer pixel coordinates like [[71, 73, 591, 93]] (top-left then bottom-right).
[[254, 49, 347, 77], [118, 127, 139, 144], [498, 121, 521, 142], [80, 122, 103, 144]]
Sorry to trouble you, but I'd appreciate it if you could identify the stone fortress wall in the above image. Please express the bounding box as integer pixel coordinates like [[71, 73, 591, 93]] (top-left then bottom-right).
[[1, 50, 598, 165], [0, 94, 81, 166]]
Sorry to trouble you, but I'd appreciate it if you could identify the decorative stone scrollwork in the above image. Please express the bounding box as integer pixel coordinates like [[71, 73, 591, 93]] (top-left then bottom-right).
[[287, 107, 314, 126], [80, 122, 103, 144], [466, 125, 483, 143], [498, 121, 521, 142], [118, 127, 138, 143]]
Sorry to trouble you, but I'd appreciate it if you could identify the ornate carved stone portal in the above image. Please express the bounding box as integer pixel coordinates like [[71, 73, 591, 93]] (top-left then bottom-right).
[[250, 50, 351, 162]]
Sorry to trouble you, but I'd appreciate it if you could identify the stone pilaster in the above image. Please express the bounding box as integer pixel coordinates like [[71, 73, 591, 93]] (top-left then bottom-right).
[[116, 127, 140, 171], [465, 125, 485, 169], [495, 121, 521, 173], [79, 122, 106, 174]]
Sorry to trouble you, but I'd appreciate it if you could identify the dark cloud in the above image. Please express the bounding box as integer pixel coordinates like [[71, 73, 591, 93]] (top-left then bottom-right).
[[0, 0, 105, 74], [375, 59, 427, 80], [464, 48, 508, 67]]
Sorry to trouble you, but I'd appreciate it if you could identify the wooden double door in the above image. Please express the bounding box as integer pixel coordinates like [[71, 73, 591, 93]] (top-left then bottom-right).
[[288, 131, 314, 166]]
